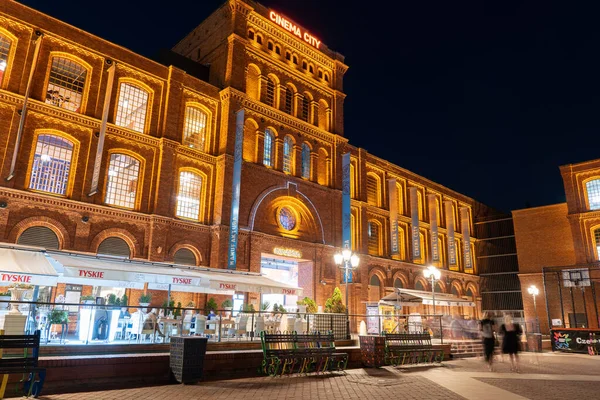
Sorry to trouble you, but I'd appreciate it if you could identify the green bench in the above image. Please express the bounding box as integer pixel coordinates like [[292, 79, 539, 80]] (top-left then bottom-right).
[[260, 332, 348, 376], [383, 332, 444, 366]]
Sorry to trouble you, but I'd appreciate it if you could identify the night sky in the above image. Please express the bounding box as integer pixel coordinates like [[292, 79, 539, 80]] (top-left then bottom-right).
[[17, 0, 600, 213]]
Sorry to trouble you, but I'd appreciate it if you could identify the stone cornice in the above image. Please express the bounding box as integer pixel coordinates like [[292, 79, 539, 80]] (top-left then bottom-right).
[[0, 15, 33, 32], [245, 49, 333, 98], [246, 12, 335, 69], [116, 63, 164, 86], [242, 97, 340, 145], [175, 145, 217, 164], [28, 110, 93, 134]]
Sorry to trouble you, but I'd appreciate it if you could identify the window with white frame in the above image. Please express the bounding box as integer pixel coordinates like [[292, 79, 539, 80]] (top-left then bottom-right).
[[105, 153, 140, 209], [586, 179, 600, 210], [0, 35, 11, 86], [263, 129, 274, 167], [176, 171, 202, 220], [283, 136, 293, 174], [301, 143, 310, 179], [182, 106, 208, 150], [29, 135, 74, 195], [115, 82, 149, 133], [45, 57, 87, 113]]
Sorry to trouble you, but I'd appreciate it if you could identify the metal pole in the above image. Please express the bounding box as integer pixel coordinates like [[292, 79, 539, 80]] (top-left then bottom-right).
[[345, 261, 350, 340], [431, 276, 436, 317], [570, 286, 577, 328], [533, 294, 538, 333]]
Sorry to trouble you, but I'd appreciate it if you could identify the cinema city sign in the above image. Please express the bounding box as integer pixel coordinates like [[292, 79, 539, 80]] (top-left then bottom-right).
[[269, 11, 321, 49]]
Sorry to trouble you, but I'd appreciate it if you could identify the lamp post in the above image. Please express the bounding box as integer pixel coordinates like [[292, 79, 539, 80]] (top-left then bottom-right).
[[528, 285, 539, 332], [423, 266, 441, 317], [333, 249, 360, 339]]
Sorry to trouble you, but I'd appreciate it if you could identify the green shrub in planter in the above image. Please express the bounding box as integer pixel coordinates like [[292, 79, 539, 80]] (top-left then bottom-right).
[[49, 309, 68, 325]]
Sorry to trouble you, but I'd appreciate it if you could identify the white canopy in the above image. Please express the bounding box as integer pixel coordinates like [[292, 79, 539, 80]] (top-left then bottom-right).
[[381, 288, 475, 307], [0, 247, 59, 286]]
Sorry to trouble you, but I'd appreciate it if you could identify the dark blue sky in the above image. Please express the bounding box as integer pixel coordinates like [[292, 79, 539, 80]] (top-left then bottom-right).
[[18, 0, 600, 213]]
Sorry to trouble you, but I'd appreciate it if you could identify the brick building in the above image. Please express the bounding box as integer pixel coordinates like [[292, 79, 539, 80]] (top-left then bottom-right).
[[514, 158, 600, 334], [0, 0, 487, 322]]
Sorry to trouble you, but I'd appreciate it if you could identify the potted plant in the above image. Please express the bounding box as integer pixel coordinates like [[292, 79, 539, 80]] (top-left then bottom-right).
[[107, 294, 119, 309], [325, 287, 347, 313], [9, 284, 33, 314], [222, 298, 233, 318], [49, 308, 68, 326], [139, 293, 152, 312], [0, 291, 10, 310], [162, 299, 175, 317], [173, 302, 182, 319], [204, 297, 218, 317]]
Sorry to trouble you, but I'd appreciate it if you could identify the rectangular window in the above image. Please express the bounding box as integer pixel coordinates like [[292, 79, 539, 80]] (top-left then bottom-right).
[[29, 135, 73, 195], [586, 180, 600, 210], [45, 57, 87, 113], [176, 171, 202, 220], [115, 83, 149, 133], [263, 131, 273, 167], [105, 153, 140, 209], [284, 89, 293, 115], [265, 80, 275, 107]]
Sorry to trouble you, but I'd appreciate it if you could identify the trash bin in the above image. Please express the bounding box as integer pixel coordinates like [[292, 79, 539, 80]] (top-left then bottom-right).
[[170, 336, 208, 384], [526, 333, 542, 352], [360, 335, 386, 367]]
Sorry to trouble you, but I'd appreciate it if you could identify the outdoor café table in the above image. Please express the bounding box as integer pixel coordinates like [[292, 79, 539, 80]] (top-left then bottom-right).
[[158, 318, 182, 341], [220, 319, 235, 339]]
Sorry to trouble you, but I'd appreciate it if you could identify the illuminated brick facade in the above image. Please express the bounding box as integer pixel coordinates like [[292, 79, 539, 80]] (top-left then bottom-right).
[[514, 159, 600, 333], [0, 0, 485, 318]]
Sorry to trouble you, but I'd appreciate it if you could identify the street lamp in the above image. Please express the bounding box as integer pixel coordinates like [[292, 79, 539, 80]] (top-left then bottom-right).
[[333, 249, 360, 339], [423, 266, 441, 316], [528, 285, 539, 332]]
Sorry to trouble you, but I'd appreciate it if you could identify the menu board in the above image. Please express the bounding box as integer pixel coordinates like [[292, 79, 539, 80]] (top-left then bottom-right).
[[366, 304, 380, 334]]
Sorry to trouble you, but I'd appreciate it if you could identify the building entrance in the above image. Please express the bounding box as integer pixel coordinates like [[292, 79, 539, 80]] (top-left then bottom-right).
[[260, 254, 313, 312]]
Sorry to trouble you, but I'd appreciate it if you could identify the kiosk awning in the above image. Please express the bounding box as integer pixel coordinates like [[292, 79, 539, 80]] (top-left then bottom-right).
[[381, 288, 475, 307], [0, 247, 59, 287], [204, 271, 303, 296]]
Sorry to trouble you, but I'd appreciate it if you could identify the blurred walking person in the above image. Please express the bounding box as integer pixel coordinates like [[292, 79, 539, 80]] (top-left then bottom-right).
[[500, 314, 523, 372], [479, 312, 496, 371]]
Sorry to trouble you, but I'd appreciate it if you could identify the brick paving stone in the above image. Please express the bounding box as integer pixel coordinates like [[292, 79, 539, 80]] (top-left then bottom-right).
[[474, 378, 599, 400], [22, 370, 464, 400]]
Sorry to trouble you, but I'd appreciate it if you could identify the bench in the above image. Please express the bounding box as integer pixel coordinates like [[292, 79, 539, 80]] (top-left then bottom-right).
[[383, 332, 444, 366], [260, 332, 348, 376], [0, 330, 46, 398]]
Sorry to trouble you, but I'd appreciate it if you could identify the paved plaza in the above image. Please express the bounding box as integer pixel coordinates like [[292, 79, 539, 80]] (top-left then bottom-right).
[[21, 353, 600, 400]]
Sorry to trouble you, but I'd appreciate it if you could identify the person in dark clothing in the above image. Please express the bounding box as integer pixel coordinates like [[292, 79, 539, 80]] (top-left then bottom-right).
[[500, 314, 523, 372], [479, 312, 496, 371]]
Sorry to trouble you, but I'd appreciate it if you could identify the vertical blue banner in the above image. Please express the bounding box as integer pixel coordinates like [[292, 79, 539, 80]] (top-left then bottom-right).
[[428, 194, 439, 262], [445, 201, 457, 268], [460, 206, 473, 273], [388, 179, 399, 255], [342, 153, 352, 283], [410, 187, 421, 260], [227, 110, 244, 270]]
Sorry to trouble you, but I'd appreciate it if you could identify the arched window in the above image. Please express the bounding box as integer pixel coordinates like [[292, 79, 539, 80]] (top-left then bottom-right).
[[248, 30, 254, 40], [29, 134, 74, 195], [309, 65, 314, 74], [396, 183, 404, 214], [451, 285, 460, 297], [435, 282, 443, 293], [45, 56, 87, 113], [324, 73, 330, 83], [318, 70, 323, 79], [0, 34, 11, 86], [267, 41, 274, 51], [182, 106, 208, 150], [283, 136, 294, 174], [368, 221, 381, 256], [284, 85, 294, 115], [265, 77, 276, 107], [256, 35, 263, 45], [301, 95, 310, 122], [370, 275, 380, 286], [263, 129, 274, 167], [97, 237, 130, 258], [302, 60, 307, 70], [415, 281, 425, 291], [417, 191, 424, 221], [586, 179, 600, 210], [18, 226, 59, 249], [275, 45, 281, 55], [595, 228, 600, 260], [301, 143, 311, 179], [285, 51, 291, 61], [174, 248, 197, 266], [466, 287, 474, 298], [367, 174, 379, 206], [351, 213, 358, 251], [115, 82, 150, 133], [292, 55, 298, 64], [176, 171, 202, 220], [394, 278, 403, 289], [350, 162, 357, 199], [313, 103, 319, 127], [105, 153, 140, 209]]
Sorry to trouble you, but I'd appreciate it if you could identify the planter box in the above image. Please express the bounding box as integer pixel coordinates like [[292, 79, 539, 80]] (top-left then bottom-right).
[[169, 336, 208, 384]]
